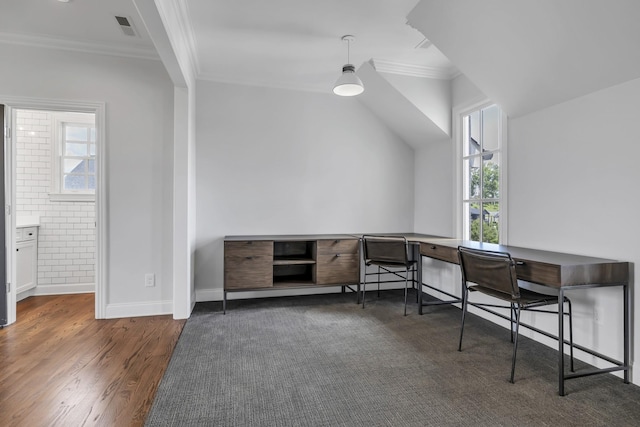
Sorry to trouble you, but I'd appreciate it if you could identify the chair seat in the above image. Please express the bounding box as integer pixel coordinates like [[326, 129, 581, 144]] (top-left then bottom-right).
[[469, 285, 561, 308], [365, 259, 417, 269]]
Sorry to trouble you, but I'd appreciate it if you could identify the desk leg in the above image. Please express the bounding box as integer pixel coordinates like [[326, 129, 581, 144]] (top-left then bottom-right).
[[417, 249, 424, 315], [558, 289, 565, 396], [624, 282, 630, 384]]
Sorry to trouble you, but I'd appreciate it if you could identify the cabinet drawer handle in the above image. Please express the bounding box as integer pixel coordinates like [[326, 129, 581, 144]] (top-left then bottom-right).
[[335, 254, 341, 258], [431, 246, 436, 250], [245, 256, 253, 260]]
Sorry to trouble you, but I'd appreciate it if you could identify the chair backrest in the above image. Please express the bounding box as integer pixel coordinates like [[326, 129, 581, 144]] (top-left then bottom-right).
[[362, 235, 409, 265], [458, 246, 520, 299]]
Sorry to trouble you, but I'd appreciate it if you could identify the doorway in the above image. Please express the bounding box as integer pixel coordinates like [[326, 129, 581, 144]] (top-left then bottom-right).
[[14, 108, 96, 303], [2, 98, 105, 324]]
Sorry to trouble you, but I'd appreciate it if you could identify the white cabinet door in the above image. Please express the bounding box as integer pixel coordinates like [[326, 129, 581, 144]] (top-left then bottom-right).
[[16, 241, 36, 293], [16, 227, 38, 294]]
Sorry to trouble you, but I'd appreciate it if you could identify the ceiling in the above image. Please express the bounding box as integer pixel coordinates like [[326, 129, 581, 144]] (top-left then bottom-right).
[[0, 0, 157, 59], [5, 1, 640, 119], [185, 0, 456, 91], [409, 0, 640, 117], [0, 0, 456, 93]]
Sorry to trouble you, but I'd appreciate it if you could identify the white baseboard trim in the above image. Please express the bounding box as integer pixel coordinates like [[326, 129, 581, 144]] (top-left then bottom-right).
[[17, 283, 95, 301], [16, 288, 36, 302], [105, 300, 173, 319], [33, 283, 95, 296], [195, 283, 405, 303], [196, 288, 223, 302]]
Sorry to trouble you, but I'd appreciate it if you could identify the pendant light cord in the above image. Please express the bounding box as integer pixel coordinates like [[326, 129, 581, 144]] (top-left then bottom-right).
[[346, 38, 350, 64]]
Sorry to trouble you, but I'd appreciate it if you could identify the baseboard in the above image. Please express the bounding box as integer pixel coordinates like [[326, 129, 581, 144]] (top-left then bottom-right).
[[17, 288, 36, 302], [17, 283, 95, 302], [33, 283, 95, 296], [195, 282, 404, 303], [196, 288, 223, 302], [105, 300, 173, 318]]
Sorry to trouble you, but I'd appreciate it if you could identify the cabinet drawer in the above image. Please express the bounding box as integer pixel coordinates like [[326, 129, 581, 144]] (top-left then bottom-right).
[[316, 253, 360, 285], [16, 227, 37, 242], [224, 241, 273, 289], [317, 239, 358, 255], [225, 240, 273, 258], [420, 243, 458, 264]]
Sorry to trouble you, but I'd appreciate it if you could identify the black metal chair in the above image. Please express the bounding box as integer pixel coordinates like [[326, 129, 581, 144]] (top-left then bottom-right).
[[457, 246, 574, 383], [361, 235, 417, 316]]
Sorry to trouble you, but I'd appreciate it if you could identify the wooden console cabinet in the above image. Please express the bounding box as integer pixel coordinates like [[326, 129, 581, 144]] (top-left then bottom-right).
[[223, 234, 360, 311]]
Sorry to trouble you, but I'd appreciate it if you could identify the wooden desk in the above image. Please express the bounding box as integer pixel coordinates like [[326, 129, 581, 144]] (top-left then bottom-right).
[[222, 232, 630, 395], [409, 235, 630, 396]]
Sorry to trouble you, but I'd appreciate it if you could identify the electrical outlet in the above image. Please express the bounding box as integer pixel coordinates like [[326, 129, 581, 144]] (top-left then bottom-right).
[[594, 307, 603, 325], [145, 273, 155, 287]]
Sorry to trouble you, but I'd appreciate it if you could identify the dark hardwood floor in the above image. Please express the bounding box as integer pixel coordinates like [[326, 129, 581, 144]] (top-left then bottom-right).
[[0, 294, 185, 426]]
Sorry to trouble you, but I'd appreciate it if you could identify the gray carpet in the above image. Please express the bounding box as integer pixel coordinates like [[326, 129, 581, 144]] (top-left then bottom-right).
[[146, 291, 640, 426]]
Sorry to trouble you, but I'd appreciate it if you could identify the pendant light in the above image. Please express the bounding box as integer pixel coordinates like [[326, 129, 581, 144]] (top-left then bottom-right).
[[333, 35, 364, 96]]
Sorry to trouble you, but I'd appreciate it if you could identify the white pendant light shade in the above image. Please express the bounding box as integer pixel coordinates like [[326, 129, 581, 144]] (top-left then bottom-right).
[[333, 35, 364, 97], [333, 64, 364, 96]]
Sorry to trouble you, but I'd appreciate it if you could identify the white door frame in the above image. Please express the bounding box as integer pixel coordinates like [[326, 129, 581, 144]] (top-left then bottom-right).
[[2, 96, 106, 322]]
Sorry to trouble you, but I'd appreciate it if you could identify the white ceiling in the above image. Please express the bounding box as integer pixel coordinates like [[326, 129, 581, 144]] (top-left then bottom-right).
[[185, 0, 456, 91], [5, 1, 640, 118], [0, 0, 456, 93], [408, 0, 640, 117], [0, 0, 157, 59]]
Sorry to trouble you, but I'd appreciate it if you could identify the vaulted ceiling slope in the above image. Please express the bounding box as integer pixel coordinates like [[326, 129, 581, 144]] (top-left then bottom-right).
[[408, 0, 640, 118], [357, 62, 450, 149]]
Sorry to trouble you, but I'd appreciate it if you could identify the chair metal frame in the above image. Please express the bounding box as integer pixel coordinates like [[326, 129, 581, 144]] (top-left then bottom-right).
[[457, 246, 575, 383], [361, 235, 417, 316]]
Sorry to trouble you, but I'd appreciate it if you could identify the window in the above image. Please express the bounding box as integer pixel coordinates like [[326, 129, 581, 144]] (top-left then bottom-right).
[[51, 112, 96, 201], [461, 104, 505, 243]]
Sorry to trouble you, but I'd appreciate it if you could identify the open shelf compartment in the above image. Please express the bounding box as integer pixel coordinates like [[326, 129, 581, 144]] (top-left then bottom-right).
[[273, 240, 317, 284]]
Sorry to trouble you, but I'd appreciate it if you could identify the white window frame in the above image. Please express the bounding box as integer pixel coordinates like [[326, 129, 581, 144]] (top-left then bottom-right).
[[453, 99, 508, 244], [50, 112, 96, 202]]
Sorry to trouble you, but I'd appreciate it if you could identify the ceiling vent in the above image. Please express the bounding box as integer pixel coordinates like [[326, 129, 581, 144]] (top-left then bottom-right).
[[115, 16, 138, 37]]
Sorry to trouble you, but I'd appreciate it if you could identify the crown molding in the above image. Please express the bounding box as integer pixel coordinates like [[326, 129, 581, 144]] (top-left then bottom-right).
[[176, 0, 201, 75], [155, 0, 201, 79], [0, 31, 159, 60], [370, 59, 459, 80]]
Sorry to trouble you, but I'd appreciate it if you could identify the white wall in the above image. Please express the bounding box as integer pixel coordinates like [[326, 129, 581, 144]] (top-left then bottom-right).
[[414, 74, 483, 309], [413, 140, 454, 236], [0, 43, 175, 317], [143, 0, 199, 319], [195, 81, 415, 299], [508, 76, 640, 374]]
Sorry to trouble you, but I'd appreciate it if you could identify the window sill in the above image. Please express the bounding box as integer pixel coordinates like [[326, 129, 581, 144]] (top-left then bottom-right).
[[49, 193, 95, 202]]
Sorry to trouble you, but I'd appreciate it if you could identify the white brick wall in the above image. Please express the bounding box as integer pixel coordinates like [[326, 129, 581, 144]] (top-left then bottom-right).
[[15, 109, 95, 288]]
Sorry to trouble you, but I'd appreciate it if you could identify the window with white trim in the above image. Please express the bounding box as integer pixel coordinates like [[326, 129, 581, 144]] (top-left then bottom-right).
[[51, 112, 96, 201], [461, 104, 505, 243]]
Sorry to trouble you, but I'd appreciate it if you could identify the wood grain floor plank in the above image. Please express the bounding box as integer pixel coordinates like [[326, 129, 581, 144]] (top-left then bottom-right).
[[0, 294, 185, 427]]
